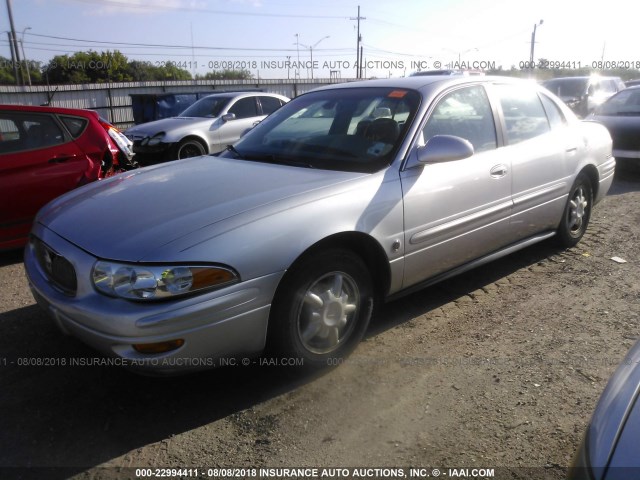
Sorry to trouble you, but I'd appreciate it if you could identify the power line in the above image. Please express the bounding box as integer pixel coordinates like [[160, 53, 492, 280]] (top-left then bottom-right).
[[25, 32, 352, 53], [67, 0, 350, 19]]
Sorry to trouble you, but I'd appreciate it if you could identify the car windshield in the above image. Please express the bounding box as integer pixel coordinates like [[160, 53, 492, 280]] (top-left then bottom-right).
[[179, 96, 230, 118], [227, 87, 421, 173], [595, 89, 640, 116], [543, 78, 588, 98]]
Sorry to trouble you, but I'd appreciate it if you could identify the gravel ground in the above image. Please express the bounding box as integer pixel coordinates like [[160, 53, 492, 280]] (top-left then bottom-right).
[[1, 165, 639, 480]]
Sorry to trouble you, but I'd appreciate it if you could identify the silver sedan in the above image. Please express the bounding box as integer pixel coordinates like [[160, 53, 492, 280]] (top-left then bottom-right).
[[125, 91, 290, 162], [25, 76, 615, 373]]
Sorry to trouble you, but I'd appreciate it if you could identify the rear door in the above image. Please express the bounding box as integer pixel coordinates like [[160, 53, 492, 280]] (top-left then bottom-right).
[[492, 83, 576, 239], [0, 111, 88, 246], [400, 84, 514, 287]]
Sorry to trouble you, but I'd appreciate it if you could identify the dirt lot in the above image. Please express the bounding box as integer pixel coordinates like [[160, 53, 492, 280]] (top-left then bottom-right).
[[1, 166, 639, 480]]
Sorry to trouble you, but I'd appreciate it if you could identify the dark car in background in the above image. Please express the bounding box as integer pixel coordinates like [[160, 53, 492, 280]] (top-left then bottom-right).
[[125, 91, 289, 163], [0, 105, 135, 251], [568, 340, 640, 480], [542, 76, 626, 118], [587, 86, 640, 163]]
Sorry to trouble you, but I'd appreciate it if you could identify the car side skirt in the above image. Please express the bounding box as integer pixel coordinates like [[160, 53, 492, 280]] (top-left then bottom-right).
[[386, 230, 556, 303]]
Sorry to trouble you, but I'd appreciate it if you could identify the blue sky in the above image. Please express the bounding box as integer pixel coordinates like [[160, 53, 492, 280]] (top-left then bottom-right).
[[2, 0, 637, 79]]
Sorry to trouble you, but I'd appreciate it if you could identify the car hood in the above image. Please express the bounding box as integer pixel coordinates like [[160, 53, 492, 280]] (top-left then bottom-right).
[[583, 339, 640, 478], [125, 117, 215, 138], [37, 156, 369, 262]]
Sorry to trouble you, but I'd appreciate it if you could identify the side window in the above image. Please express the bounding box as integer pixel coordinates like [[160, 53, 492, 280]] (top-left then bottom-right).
[[539, 94, 566, 129], [601, 80, 616, 94], [60, 116, 88, 138], [228, 97, 259, 119], [259, 96, 283, 115], [497, 84, 550, 144], [422, 85, 497, 153], [0, 117, 20, 154], [0, 113, 65, 154]]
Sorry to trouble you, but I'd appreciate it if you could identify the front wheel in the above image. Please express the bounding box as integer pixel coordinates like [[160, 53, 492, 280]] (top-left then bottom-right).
[[268, 249, 374, 369], [557, 173, 593, 248], [171, 138, 206, 160]]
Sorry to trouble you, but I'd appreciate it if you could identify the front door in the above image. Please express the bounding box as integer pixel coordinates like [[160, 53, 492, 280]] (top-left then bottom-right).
[[400, 84, 513, 288]]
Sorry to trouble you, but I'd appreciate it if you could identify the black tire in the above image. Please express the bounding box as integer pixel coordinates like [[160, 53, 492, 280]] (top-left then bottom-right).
[[171, 138, 206, 160], [557, 172, 593, 248], [268, 249, 374, 369]]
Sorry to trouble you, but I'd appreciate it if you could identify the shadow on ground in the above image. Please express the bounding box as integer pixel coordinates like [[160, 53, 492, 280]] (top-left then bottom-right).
[[0, 243, 561, 478]]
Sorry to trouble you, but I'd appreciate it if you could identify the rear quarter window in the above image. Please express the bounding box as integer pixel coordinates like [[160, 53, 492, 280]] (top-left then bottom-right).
[[59, 116, 88, 139], [539, 94, 566, 129]]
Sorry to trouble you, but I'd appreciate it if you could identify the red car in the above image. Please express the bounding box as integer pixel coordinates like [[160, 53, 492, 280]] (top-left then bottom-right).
[[0, 105, 136, 250]]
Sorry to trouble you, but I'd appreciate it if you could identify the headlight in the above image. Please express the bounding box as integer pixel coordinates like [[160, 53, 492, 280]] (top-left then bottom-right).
[[92, 261, 239, 300], [143, 132, 165, 146]]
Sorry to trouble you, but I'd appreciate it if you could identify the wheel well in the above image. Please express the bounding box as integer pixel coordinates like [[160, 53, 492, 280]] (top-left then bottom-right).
[[179, 136, 208, 153], [580, 164, 599, 198], [100, 149, 114, 177], [287, 232, 391, 301]]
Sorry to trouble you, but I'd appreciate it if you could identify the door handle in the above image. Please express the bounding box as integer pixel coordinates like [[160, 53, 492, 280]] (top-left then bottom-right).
[[48, 155, 75, 164], [490, 164, 508, 178], [566, 147, 578, 153]]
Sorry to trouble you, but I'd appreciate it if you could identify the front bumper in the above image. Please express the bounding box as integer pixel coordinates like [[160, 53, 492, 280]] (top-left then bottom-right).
[[24, 224, 283, 374], [612, 149, 640, 160], [131, 141, 172, 155]]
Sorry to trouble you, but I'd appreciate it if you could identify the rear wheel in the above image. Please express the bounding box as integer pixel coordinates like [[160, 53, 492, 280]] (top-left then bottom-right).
[[557, 173, 592, 247], [171, 138, 206, 160], [268, 249, 374, 369]]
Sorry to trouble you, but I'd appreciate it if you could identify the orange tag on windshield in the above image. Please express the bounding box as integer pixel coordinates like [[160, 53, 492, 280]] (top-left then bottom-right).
[[388, 90, 408, 98]]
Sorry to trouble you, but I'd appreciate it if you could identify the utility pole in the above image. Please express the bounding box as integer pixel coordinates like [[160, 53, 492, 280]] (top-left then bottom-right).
[[350, 6, 365, 79], [5, 31, 19, 86], [5, 0, 23, 85]]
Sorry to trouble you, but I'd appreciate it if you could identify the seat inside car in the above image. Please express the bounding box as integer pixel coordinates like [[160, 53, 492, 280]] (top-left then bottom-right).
[[365, 118, 400, 144]]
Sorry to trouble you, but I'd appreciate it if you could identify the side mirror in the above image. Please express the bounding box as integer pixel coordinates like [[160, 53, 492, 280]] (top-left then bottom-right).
[[417, 135, 474, 164], [222, 113, 236, 122]]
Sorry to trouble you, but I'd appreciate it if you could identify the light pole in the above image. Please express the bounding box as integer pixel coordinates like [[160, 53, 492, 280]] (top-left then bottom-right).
[[20, 26, 31, 86], [530, 19, 544, 67], [299, 36, 329, 80]]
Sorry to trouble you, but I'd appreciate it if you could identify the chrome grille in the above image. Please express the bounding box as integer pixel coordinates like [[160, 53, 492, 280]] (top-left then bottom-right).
[[32, 237, 77, 296]]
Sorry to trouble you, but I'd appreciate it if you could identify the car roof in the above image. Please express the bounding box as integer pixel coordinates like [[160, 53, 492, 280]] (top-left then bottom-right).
[[0, 104, 100, 117], [200, 91, 286, 99], [311, 75, 536, 95]]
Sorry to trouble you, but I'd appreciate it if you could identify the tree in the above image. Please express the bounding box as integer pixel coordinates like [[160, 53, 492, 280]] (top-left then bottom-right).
[[37, 50, 192, 85], [196, 69, 253, 80], [0, 56, 16, 84]]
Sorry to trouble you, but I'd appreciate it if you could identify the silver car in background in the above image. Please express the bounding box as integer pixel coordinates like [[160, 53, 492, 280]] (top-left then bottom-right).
[[25, 76, 615, 373], [125, 91, 289, 162]]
